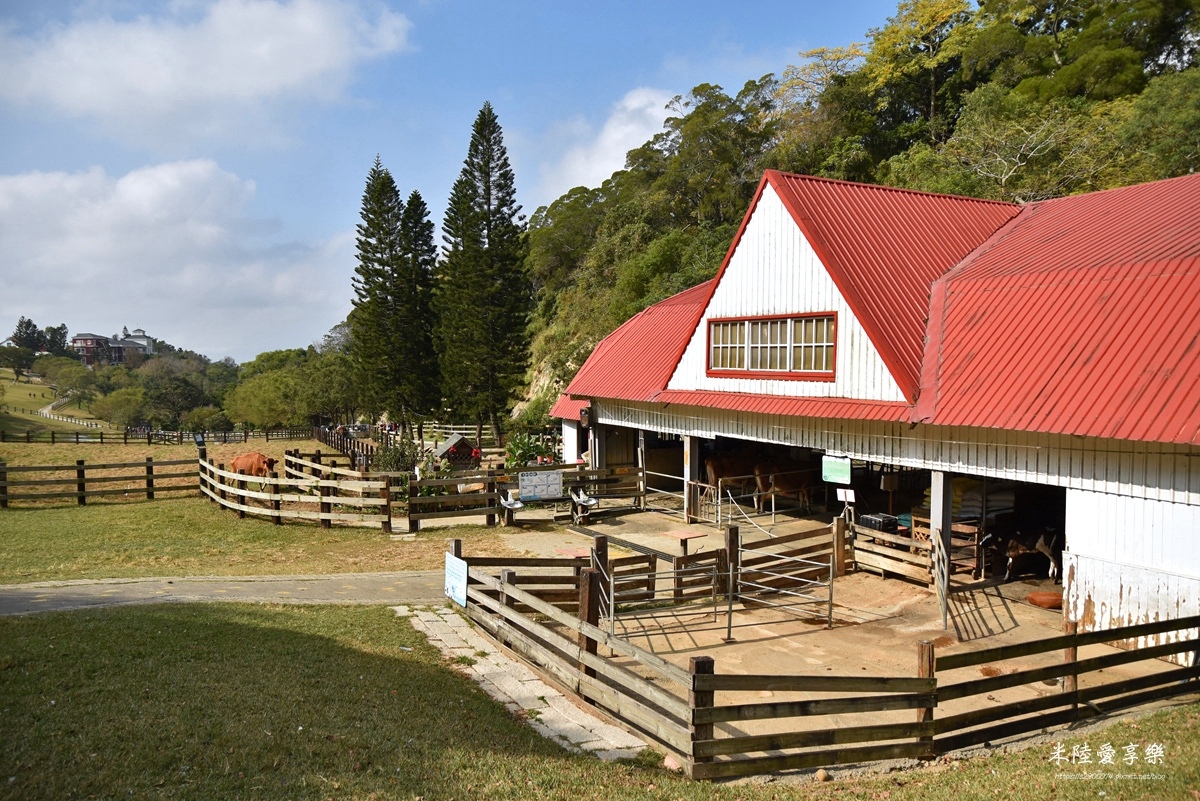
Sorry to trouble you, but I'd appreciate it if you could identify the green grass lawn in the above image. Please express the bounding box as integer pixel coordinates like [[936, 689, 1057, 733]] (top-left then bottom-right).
[[1, 603, 1196, 801], [0, 497, 516, 583]]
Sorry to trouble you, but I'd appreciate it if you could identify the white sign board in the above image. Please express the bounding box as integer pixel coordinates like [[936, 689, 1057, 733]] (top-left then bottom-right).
[[519, 470, 563, 501], [822, 455, 853, 485], [444, 552, 467, 607]]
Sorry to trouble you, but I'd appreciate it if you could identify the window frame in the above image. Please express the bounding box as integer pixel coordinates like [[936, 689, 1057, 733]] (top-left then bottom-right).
[[705, 312, 838, 382]]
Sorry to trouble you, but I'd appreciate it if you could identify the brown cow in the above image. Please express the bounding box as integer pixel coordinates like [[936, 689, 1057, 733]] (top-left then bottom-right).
[[229, 452, 278, 478], [703, 453, 758, 500], [753, 463, 815, 512]]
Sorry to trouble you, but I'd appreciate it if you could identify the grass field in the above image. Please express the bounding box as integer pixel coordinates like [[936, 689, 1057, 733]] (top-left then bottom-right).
[[0, 367, 98, 435], [0, 439, 518, 583], [1, 603, 1196, 801]]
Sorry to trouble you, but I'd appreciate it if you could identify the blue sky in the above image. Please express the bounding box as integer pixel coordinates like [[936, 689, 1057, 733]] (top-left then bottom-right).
[[0, 0, 899, 363]]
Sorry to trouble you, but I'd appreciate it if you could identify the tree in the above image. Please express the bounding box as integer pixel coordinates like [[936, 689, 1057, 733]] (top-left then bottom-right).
[[1123, 66, 1200, 178], [42, 324, 70, 356], [0, 346, 35, 382], [435, 102, 531, 442], [11, 317, 44, 351], [348, 160, 439, 432], [91, 387, 145, 428]]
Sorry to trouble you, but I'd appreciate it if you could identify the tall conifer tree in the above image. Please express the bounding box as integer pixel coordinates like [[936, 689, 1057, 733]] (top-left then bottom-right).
[[349, 158, 437, 431], [435, 102, 531, 441]]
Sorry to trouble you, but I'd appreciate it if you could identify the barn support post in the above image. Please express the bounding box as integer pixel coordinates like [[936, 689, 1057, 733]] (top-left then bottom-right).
[[929, 471, 954, 628], [917, 640, 935, 756], [578, 567, 600, 679], [145, 457, 155, 500], [688, 655, 716, 775], [682, 435, 702, 523], [76, 460, 86, 506]]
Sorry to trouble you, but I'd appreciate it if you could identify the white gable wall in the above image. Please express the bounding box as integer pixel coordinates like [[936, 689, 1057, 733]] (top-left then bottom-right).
[[667, 185, 906, 402]]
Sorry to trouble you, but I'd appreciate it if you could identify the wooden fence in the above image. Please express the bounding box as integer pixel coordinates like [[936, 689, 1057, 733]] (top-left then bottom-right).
[[454, 537, 1200, 781], [408, 463, 644, 531], [0, 427, 311, 445], [198, 454, 397, 531], [0, 457, 198, 506]]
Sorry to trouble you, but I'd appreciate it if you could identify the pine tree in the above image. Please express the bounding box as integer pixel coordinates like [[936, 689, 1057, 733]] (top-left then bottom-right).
[[349, 158, 405, 425], [396, 190, 440, 426], [434, 102, 531, 442]]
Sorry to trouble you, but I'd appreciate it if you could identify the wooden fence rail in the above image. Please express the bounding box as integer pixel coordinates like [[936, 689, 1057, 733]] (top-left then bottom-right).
[[0, 457, 197, 506], [455, 539, 1200, 781], [199, 456, 395, 532]]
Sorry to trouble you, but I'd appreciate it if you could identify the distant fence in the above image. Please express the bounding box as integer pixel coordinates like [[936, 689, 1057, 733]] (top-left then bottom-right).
[[407, 463, 644, 531], [0, 457, 199, 507], [0, 428, 311, 445], [454, 531, 1200, 781]]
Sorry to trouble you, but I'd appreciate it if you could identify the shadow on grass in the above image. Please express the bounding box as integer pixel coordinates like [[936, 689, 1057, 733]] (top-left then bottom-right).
[[0, 603, 608, 800]]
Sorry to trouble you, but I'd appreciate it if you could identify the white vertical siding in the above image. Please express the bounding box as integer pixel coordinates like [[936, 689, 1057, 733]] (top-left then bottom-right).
[[591, 400, 1200, 507], [667, 186, 906, 402], [1063, 553, 1198, 666], [1066, 490, 1200, 576]]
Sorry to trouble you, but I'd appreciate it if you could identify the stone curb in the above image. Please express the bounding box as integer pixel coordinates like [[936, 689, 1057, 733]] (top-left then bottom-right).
[[395, 604, 647, 760]]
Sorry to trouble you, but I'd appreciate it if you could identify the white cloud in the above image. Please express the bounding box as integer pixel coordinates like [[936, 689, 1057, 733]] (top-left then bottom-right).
[[0, 161, 354, 362], [0, 0, 411, 146], [532, 87, 672, 208]]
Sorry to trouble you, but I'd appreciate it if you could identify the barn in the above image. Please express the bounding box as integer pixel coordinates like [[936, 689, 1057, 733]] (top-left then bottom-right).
[[552, 169, 1200, 649]]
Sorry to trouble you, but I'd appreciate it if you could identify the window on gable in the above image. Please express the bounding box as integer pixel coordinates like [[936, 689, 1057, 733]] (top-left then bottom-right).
[[708, 314, 836, 379]]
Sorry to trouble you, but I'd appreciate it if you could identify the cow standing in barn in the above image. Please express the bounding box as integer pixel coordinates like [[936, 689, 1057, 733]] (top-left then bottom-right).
[[1002, 528, 1063, 584]]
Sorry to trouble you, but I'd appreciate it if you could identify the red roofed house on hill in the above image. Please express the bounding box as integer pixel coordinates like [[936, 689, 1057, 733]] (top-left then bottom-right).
[[553, 169, 1200, 651]]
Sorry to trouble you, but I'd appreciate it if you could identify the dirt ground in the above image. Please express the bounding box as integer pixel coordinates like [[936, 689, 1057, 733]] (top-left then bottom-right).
[[479, 504, 1183, 746]]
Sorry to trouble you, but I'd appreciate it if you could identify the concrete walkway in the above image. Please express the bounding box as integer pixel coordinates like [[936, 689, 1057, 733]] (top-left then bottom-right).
[[0, 572, 649, 761]]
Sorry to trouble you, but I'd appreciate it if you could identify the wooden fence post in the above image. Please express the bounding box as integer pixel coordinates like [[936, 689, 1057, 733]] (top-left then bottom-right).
[[319, 471, 332, 529], [380, 475, 392, 534], [50, 431, 55, 445], [218, 464, 227, 503], [271, 471, 282, 525], [833, 517, 848, 577], [0, 461, 7, 509], [917, 640, 935, 755], [1063, 620, 1079, 715], [724, 524, 740, 601], [578, 567, 600, 679], [485, 471, 496, 527], [76, 459, 86, 506], [689, 655, 716, 774], [447, 538, 462, 559], [237, 470, 246, 519], [145, 457, 155, 500], [408, 476, 420, 533]]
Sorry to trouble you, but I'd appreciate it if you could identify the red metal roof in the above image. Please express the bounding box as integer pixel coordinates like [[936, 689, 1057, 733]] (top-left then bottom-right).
[[549, 394, 587, 421], [758, 171, 1020, 401], [916, 173, 1200, 445], [564, 280, 714, 403]]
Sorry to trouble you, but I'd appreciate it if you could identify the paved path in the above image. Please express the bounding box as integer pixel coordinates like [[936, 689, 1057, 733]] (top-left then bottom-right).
[[0, 571, 446, 615], [0, 572, 649, 761]]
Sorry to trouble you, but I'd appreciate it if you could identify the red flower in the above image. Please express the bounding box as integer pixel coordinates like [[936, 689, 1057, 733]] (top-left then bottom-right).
[[471, 448, 481, 459], [448, 446, 458, 455]]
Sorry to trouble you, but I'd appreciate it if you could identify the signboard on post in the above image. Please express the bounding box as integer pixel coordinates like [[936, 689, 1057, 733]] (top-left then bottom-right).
[[519, 470, 563, 501], [822, 455, 853, 485], [444, 552, 467, 607]]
